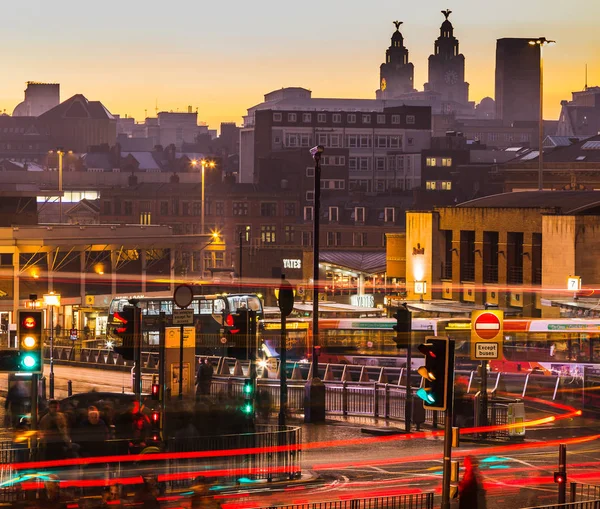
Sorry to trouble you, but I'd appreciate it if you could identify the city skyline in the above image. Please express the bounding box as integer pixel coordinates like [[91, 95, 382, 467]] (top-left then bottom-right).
[[1, 0, 598, 129]]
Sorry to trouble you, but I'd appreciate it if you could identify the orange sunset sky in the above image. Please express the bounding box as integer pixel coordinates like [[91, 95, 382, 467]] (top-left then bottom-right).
[[0, 0, 598, 132]]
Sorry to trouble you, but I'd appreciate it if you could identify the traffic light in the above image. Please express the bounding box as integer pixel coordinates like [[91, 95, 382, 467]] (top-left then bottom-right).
[[17, 310, 43, 373], [151, 383, 160, 401], [112, 305, 135, 361], [150, 409, 161, 441], [230, 308, 249, 335], [248, 309, 258, 338], [242, 378, 254, 416], [416, 338, 453, 411], [554, 471, 566, 484], [392, 305, 411, 348]]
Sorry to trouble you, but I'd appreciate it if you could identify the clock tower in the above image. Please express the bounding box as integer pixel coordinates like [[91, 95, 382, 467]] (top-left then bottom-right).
[[424, 10, 469, 104], [377, 21, 415, 99]]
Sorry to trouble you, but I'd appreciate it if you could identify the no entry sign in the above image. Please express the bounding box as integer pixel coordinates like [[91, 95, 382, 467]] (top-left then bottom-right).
[[471, 310, 503, 360]]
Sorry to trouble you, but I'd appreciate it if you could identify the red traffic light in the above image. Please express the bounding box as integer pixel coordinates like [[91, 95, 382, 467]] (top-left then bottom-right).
[[151, 411, 160, 423], [151, 383, 160, 400], [22, 316, 36, 328], [554, 471, 566, 484]]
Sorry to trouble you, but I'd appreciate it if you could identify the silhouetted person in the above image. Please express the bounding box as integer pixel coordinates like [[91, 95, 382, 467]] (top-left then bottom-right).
[[134, 475, 162, 508], [38, 475, 69, 508], [4, 380, 29, 428], [101, 484, 122, 507], [196, 358, 214, 397], [39, 400, 72, 461], [77, 406, 109, 458], [458, 455, 486, 509]]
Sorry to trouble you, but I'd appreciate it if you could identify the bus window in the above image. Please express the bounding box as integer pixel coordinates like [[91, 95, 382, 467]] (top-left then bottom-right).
[[214, 299, 226, 314], [146, 300, 160, 316], [160, 300, 173, 314], [198, 300, 213, 315], [247, 296, 262, 312]]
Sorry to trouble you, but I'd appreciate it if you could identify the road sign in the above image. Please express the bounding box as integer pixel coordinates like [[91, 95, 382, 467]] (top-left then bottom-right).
[[166, 327, 195, 348], [172, 308, 194, 325], [567, 276, 581, 291], [173, 284, 194, 309], [220, 337, 227, 344], [471, 310, 503, 360]]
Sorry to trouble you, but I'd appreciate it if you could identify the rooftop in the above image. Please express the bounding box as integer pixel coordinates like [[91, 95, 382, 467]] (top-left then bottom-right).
[[457, 190, 600, 214]]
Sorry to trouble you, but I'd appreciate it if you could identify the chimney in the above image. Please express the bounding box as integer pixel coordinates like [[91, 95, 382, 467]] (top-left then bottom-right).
[[128, 173, 138, 187], [188, 105, 192, 114]]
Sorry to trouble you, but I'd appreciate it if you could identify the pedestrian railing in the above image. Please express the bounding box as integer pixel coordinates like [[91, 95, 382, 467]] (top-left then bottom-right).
[[260, 492, 435, 509], [571, 483, 600, 502], [523, 501, 600, 509]]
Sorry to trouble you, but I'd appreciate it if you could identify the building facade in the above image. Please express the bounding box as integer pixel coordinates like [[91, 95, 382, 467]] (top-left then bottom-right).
[[376, 21, 415, 98], [495, 38, 540, 124]]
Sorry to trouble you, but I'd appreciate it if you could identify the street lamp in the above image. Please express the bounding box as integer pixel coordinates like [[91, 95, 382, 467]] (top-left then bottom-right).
[[191, 159, 216, 234], [43, 291, 61, 398], [274, 275, 295, 426], [528, 37, 555, 191], [49, 149, 72, 223]]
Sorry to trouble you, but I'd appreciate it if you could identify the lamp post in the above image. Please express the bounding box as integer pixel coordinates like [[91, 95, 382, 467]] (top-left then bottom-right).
[[528, 37, 555, 191], [191, 159, 216, 234], [43, 292, 61, 398], [310, 146, 324, 378], [275, 275, 295, 426]]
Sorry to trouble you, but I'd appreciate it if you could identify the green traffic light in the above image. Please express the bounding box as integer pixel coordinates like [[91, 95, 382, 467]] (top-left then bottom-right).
[[417, 388, 436, 404], [243, 383, 253, 395], [242, 403, 253, 414], [22, 355, 36, 369]]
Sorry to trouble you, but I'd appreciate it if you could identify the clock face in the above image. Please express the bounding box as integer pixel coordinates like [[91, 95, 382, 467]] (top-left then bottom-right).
[[381, 77, 387, 91], [444, 70, 459, 85]]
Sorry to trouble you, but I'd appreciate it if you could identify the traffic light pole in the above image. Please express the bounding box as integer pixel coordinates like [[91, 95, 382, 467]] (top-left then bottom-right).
[[132, 303, 142, 401], [441, 341, 455, 509], [179, 324, 184, 400], [159, 312, 166, 431], [279, 312, 288, 426], [405, 340, 412, 433], [558, 443, 567, 504], [480, 360, 488, 430], [31, 374, 38, 431]]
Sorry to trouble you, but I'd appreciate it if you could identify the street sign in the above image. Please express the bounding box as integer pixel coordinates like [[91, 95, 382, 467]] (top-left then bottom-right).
[[220, 337, 227, 344], [470, 310, 503, 360], [172, 309, 194, 325], [165, 327, 195, 348], [173, 284, 194, 309], [567, 276, 581, 291]]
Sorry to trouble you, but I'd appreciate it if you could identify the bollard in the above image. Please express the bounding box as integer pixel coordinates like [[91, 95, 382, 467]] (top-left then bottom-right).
[[67, 380, 73, 397], [41, 376, 47, 402]]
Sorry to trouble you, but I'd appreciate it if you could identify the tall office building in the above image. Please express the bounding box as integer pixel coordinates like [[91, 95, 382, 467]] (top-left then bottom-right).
[[495, 38, 540, 123]]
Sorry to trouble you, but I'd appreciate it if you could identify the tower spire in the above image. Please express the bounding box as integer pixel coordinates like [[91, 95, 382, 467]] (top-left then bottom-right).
[[442, 9, 452, 20], [393, 20, 403, 31]]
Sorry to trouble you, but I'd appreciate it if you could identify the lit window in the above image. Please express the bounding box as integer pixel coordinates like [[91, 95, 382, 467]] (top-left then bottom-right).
[[442, 157, 453, 167]]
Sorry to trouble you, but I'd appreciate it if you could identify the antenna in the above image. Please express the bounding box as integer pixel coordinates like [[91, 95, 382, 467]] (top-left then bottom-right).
[[155, 99, 158, 115], [585, 64, 588, 90]]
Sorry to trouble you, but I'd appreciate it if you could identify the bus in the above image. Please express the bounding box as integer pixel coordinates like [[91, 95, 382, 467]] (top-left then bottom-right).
[[260, 317, 472, 366], [107, 293, 263, 356], [260, 316, 600, 373]]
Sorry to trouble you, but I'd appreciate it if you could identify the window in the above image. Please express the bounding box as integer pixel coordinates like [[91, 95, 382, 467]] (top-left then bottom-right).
[[426, 157, 436, 166], [306, 191, 314, 201], [261, 225, 276, 244], [318, 133, 327, 145], [302, 113, 312, 123], [347, 114, 356, 123], [302, 232, 313, 246], [389, 136, 400, 148], [359, 157, 369, 171], [284, 225, 295, 244], [376, 136, 387, 148], [181, 202, 190, 216], [406, 115, 416, 124], [377, 114, 386, 124], [376, 157, 386, 171], [304, 206, 314, 221], [284, 202, 296, 216], [273, 112, 282, 122], [329, 206, 339, 222], [384, 207, 395, 223], [442, 181, 452, 190], [274, 136, 281, 144], [327, 231, 342, 247], [215, 201, 224, 216], [387, 156, 396, 171], [347, 135, 358, 148], [171, 199, 179, 215], [103, 201, 111, 215], [285, 133, 298, 147], [160, 201, 168, 215], [391, 115, 401, 124], [124, 201, 133, 215], [261, 202, 277, 216], [442, 157, 453, 167], [362, 114, 371, 124], [360, 135, 371, 148], [306, 166, 315, 178], [354, 206, 365, 223], [332, 113, 342, 123], [192, 202, 201, 216], [318, 113, 327, 123], [288, 113, 297, 122], [407, 137, 414, 146], [233, 202, 248, 216], [349, 157, 357, 170], [353, 232, 368, 246], [330, 134, 341, 147], [300, 134, 311, 147]]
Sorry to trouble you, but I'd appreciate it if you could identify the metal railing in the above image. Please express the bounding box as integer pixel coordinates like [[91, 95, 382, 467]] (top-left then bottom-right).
[[484, 264, 499, 284], [441, 262, 452, 280], [523, 501, 600, 509], [261, 493, 435, 509], [508, 266, 524, 285], [460, 263, 475, 282], [571, 483, 600, 502]]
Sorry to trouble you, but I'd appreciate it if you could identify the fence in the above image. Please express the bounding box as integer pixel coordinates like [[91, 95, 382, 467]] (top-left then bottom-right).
[[524, 502, 600, 509], [0, 424, 301, 503], [260, 493, 435, 509], [571, 483, 600, 502]]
